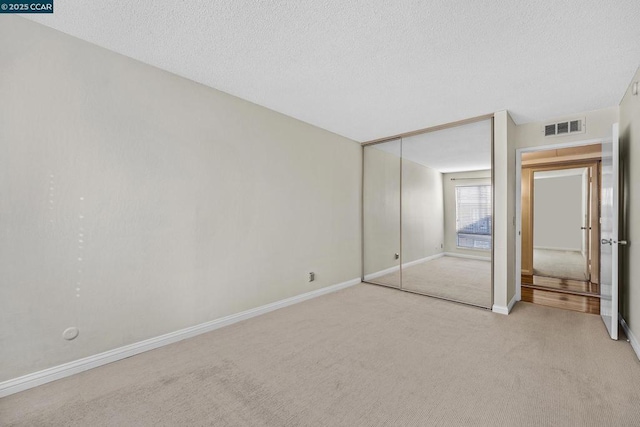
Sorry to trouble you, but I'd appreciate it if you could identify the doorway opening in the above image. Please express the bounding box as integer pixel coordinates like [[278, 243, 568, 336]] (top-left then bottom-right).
[[516, 127, 621, 340], [519, 144, 602, 314]]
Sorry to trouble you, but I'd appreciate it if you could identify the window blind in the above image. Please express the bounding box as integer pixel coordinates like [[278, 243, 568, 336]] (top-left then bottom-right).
[[455, 185, 492, 250]]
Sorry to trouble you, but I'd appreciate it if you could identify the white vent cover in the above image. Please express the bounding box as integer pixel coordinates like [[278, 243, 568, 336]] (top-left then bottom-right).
[[543, 118, 585, 137]]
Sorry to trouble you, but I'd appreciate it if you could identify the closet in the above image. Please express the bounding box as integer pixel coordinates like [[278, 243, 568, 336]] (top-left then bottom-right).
[[362, 118, 494, 308]]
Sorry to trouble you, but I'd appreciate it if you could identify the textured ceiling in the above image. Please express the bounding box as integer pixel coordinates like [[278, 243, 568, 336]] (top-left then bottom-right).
[[371, 119, 491, 173], [26, 1, 640, 142]]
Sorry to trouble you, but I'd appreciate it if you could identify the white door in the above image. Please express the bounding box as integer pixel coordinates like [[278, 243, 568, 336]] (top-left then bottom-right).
[[600, 123, 619, 340]]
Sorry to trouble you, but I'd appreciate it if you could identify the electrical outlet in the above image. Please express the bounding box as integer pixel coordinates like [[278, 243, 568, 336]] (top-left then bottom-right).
[[309, 272, 315, 282]]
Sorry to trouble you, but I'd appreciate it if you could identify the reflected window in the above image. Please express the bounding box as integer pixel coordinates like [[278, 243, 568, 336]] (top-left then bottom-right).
[[455, 185, 492, 250]]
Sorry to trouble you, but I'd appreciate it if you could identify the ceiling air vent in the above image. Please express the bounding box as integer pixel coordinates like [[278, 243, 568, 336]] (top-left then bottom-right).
[[543, 118, 585, 137], [544, 124, 556, 136], [570, 119, 582, 132], [557, 121, 569, 134]]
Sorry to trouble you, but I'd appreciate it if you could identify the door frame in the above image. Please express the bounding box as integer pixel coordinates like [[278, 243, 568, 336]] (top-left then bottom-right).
[[515, 137, 611, 302], [521, 160, 600, 282]]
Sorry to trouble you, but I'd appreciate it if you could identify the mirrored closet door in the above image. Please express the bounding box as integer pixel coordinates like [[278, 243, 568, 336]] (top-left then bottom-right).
[[363, 139, 401, 288], [362, 119, 493, 308]]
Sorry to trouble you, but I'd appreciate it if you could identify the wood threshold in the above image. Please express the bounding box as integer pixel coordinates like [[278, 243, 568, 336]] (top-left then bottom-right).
[[521, 275, 600, 314], [521, 275, 599, 296], [521, 283, 600, 298], [521, 287, 600, 315]]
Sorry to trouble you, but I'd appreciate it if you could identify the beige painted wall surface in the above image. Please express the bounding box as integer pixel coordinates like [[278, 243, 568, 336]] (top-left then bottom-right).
[[0, 17, 362, 381], [494, 111, 517, 309], [401, 159, 444, 263], [534, 175, 583, 251], [619, 67, 640, 343], [443, 170, 491, 258], [363, 144, 401, 276], [515, 107, 619, 149]]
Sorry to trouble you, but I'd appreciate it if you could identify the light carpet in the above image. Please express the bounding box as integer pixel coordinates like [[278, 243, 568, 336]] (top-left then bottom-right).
[[1, 284, 639, 426], [533, 248, 589, 281], [372, 256, 491, 307]]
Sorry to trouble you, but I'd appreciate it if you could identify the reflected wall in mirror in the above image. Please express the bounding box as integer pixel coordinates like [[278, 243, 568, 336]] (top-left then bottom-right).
[[533, 167, 590, 281], [400, 120, 493, 307], [363, 139, 401, 288]]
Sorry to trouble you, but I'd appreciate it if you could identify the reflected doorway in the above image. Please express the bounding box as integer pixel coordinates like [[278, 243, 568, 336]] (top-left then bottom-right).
[[520, 143, 602, 314], [533, 167, 590, 281]]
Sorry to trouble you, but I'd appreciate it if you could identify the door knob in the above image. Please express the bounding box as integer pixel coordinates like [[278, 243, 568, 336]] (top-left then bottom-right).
[[601, 238, 612, 245], [617, 240, 628, 245], [581, 227, 587, 230]]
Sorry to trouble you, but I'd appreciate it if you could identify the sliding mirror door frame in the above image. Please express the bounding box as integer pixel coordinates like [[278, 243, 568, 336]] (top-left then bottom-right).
[[361, 114, 495, 309]]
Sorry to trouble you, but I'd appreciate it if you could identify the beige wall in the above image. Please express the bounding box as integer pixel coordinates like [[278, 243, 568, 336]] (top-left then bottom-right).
[[619, 67, 640, 343], [493, 111, 517, 310], [443, 170, 491, 258], [402, 159, 444, 263], [516, 107, 619, 149], [0, 17, 362, 382], [534, 175, 583, 251]]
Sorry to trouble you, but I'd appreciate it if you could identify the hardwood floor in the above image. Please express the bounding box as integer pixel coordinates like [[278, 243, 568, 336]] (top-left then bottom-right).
[[521, 275, 599, 295], [521, 275, 600, 314]]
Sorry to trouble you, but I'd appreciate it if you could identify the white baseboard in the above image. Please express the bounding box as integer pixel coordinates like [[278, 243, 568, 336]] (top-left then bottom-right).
[[619, 314, 640, 361], [0, 277, 361, 398], [493, 294, 518, 315], [402, 253, 444, 268], [444, 252, 491, 262], [363, 265, 399, 281], [364, 253, 445, 281]]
